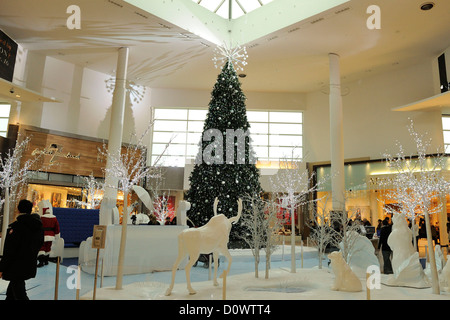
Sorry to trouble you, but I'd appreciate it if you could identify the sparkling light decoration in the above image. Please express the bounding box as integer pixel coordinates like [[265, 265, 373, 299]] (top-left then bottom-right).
[[381, 118, 448, 295], [213, 43, 248, 71], [105, 78, 147, 103]]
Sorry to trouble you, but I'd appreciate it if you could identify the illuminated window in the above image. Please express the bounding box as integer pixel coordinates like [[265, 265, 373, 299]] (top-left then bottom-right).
[[443, 115, 450, 153], [193, 0, 274, 20], [152, 108, 207, 167], [0, 104, 11, 138], [151, 108, 303, 167], [247, 111, 303, 163]]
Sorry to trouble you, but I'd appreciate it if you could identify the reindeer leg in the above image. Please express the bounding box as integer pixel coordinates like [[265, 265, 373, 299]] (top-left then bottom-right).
[[219, 246, 232, 279], [165, 250, 186, 296], [165, 235, 187, 296], [212, 251, 219, 286], [185, 251, 199, 295]]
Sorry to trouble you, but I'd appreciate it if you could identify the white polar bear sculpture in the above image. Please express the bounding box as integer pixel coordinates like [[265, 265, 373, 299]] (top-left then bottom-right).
[[165, 198, 242, 296], [385, 213, 429, 288], [338, 231, 380, 278], [328, 251, 362, 292], [388, 213, 415, 272]]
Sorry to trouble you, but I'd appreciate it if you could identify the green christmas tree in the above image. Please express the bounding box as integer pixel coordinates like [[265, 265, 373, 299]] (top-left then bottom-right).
[[186, 60, 262, 248]]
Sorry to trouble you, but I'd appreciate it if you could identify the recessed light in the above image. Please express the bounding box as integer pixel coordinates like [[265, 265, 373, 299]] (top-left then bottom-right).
[[420, 2, 434, 10], [238, 74, 247, 78]]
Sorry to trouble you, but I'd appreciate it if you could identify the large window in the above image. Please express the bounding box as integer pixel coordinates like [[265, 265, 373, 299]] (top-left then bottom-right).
[[0, 104, 11, 137], [247, 111, 303, 163], [151, 108, 303, 167], [443, 115, 450, 153], [151, 108, 207, 167]]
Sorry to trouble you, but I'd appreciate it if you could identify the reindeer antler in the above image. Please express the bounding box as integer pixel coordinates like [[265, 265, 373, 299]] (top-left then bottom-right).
[[213, 197, 219, 216]]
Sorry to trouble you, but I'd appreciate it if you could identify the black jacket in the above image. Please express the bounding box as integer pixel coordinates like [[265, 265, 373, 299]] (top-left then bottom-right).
[[0, 213, 44, 280], [378, 225, 392, 252]]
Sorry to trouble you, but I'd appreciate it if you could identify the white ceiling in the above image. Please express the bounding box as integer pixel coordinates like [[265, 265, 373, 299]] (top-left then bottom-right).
[[0, 0, 449, 93]]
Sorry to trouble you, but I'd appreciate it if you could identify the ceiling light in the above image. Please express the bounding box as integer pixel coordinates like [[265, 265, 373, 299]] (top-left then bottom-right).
[[420, 2, 434, 10], [238, 73, 246, 78]]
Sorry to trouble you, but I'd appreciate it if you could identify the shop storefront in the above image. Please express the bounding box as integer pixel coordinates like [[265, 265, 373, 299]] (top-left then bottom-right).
[[12, 125, 139, 215], [312, 157, 450, 245]]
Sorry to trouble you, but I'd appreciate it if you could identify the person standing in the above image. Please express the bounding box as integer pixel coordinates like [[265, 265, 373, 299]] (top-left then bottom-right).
[[0, 200, 44, 300], [378, 218, 393, 274]]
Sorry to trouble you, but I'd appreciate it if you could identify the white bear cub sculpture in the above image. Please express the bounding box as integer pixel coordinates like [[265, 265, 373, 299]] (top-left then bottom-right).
[[329, 251, 362, 292]]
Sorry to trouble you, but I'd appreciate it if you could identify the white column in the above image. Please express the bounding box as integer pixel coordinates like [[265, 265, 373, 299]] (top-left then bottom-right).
[[99, 47, 129, 226], [329, 53, 345, 211]]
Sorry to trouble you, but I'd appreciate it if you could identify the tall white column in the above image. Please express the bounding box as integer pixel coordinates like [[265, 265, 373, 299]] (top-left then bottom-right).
[[99, 47, 129, 226], [329, 53, 345, 211]]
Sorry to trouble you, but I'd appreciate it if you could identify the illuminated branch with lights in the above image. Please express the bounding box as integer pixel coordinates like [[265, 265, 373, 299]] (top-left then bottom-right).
[[0, 135, 43, 254], [381, 119, 448, 295]]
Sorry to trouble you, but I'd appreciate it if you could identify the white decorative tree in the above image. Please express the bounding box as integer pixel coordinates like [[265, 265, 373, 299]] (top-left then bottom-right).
[[383, 119, 448, 294], [327, 198, 364, 266], [153, 191, 175, 225], [239, 196, 264, 278], [73, 173, 104, 209], [239, 194, 282, 279], [307, 194, 335, 269], [0, 135, 41, 254], [261, 197, 283, 279], [98, 125, 168, 290], [269, 151, 324, 273]]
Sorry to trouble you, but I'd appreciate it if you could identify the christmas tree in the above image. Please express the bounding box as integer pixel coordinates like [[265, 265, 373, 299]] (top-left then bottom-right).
[[186, 60, 262, 248]]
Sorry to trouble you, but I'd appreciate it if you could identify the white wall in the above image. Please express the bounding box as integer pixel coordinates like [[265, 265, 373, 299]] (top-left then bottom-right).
[[16, 54, 152, 145], [303, 59, 444, 163]]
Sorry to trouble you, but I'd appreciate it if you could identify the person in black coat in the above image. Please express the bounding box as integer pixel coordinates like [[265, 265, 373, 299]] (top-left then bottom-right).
[[377, 218, 393, 274], [0, 200, 44, 300]]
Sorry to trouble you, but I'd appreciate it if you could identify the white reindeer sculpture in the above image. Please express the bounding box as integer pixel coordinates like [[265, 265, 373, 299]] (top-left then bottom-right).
[[165, 197, 243, 296]]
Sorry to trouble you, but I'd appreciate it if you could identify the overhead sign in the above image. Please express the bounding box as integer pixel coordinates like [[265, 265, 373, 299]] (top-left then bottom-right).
[[0, 29, 18, 82]]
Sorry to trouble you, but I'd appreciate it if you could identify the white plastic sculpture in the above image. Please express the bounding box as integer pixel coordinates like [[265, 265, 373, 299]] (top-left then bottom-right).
[[328, 251, 362, 292], [176, 200, 191, 226], [388, 213, 415, 272], [338, 231, 380, 278], [134, 213, 150, 224], [165, 198, 242, 296], [385, 213, 429, 288]]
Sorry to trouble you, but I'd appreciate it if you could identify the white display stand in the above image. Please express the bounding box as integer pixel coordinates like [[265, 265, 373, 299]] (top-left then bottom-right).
[[79, 225, 188, 276]]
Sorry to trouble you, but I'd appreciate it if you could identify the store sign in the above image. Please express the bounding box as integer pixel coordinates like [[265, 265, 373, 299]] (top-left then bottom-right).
[[31, 143, 81, 163], [0, 29, 18, 82]]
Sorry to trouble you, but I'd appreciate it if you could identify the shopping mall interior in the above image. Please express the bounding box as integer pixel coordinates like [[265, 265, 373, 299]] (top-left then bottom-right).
[[0, 0, 449, 302]]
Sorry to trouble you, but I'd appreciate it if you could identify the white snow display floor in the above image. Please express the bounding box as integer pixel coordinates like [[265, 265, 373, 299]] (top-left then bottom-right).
[[84, 264, 450, 301], [80, 246, 450, 301]]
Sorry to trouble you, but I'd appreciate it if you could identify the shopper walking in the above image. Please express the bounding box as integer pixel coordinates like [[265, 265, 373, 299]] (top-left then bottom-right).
[[378, 218, 393, 274], [0, 200, 44, 300]]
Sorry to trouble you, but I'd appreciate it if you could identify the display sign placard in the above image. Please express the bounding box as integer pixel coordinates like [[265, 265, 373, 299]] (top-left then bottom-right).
[[0, 29, 18, 82], [92, 225, 107, 249]]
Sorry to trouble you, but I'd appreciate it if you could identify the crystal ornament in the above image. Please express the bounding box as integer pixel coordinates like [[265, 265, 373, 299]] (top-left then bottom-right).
[[213, 43, 248, 71], [105, 78, 146, 103]]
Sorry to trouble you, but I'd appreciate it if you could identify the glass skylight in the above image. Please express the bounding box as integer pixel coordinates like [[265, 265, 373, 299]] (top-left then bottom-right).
[[193, 0, 274, 20]]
